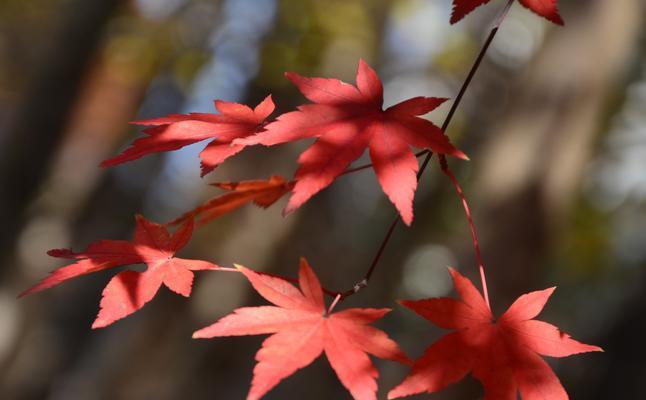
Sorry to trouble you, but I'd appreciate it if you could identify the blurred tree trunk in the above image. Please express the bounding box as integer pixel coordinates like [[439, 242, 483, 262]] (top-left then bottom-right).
[[0, 0, 123, 277], [473, 0, 641, 302]]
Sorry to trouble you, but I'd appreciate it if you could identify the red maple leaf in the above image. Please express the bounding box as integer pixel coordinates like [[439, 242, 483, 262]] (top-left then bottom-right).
[[20, 215, 220, 328], [168, 175, 294, 226], [237, 60, 467, 225], [193, 258, 410, 400], [101, 96, 275, 176], [450, 0, 564, 25], [388, 268, 601, 399]]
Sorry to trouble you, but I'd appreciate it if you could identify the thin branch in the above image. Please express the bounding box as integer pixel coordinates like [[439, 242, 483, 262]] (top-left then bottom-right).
[[341, 150, 429, 176], [336, 0, 514, 301]]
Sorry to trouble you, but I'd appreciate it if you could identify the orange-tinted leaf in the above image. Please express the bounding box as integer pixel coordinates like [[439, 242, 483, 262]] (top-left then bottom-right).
[[388, 268, 601, 399], [168, 176, 293, 226], [193, 258, 409, 400], [20, 215, 221, 328], [102, 96, 275, 176], [236, 60, 466, 226]]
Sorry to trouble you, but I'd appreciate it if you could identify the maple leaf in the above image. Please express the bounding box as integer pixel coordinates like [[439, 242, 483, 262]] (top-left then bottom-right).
[[101, 95, 275, 176], [236, 60, 466, 226], [168, 176, 294, 227], [388, 268, 601, 399], [193, 258, 410, 400], [450, 0, 564, 25], [20, 215, 220, 328]]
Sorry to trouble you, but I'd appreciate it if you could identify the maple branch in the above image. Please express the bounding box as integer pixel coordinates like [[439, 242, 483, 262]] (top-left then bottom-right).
[[337, 0, 514, 301], [341, 150, 429, 175]]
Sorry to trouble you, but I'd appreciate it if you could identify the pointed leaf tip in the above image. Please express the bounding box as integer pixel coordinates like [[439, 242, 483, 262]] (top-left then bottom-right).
[[284, 71, 299, 82], [456, 151, 470, 161], [500, 286, 560, 324], [192, 329, 208, 339], [282, 204, 296, 217], [91, 317, 109, 330]]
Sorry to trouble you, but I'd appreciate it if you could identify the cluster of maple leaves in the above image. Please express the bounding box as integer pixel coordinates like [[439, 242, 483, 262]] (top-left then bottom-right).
[[22, 2, 602, 399]]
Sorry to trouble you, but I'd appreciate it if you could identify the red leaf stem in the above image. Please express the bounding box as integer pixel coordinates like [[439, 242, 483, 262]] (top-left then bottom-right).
[[441, 161, 490, 308]]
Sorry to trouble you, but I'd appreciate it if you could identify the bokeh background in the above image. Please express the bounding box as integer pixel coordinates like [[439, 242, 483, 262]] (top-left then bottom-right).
[[1, 0, 645, 398]]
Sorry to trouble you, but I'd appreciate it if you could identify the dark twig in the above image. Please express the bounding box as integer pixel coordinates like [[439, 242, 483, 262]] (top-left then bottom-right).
[[341, 150, 429, 175]]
